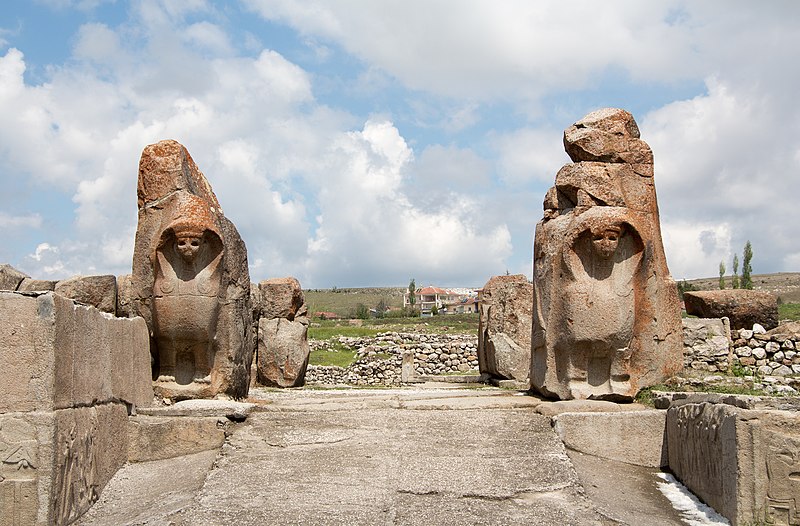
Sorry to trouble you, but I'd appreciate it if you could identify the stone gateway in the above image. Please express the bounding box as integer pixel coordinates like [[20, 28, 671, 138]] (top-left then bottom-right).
[[531, 108, 683, 401], [130, 140, 253, 400]]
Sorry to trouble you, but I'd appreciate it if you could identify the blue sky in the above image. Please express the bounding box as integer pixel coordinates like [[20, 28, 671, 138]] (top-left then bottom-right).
[[2, 1, 799, 288]]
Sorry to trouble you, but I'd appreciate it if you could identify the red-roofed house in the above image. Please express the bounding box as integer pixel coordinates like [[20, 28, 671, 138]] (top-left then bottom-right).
[[404, 286, 476, 315]]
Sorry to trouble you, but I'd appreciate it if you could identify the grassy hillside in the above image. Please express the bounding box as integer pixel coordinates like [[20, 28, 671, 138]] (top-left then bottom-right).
[[683, 272, 800, 304], [304, 287, 406, 318]]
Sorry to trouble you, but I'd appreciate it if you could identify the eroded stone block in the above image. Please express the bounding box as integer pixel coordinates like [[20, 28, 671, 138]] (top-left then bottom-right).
[[54, 275, 117, 314], [667, 400, 800, 525], [477, 274, 532, 384], [256, 277, 310, 388], [0, 292, 152, 413]]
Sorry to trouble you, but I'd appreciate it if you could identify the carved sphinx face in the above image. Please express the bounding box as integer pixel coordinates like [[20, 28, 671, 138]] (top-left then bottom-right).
[[592, 228, 621, 260], [176, 234, 202, 263]]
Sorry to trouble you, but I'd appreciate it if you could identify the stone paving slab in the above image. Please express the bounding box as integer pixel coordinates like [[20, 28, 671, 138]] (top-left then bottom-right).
[[176, 408, 608, 525]]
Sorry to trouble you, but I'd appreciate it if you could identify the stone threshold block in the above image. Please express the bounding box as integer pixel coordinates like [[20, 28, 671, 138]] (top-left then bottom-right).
[[667, 399, 800, 525]]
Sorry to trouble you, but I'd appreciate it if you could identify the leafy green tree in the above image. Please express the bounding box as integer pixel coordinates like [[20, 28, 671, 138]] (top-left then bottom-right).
[[355, 303, 369, 320], [431, 304, 439, 316], [408, 278, 416, 311], [742, 241, 753, 290], [731, 254, 740, 289], [719, 260, 726, 289]]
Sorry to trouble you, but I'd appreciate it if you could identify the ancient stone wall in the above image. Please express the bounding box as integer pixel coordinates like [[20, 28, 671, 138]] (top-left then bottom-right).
[[0, 292, 152, 525], [306, 333, 478, 386], [666, 397, 800, 525], [682, 317, 733, 373], [732, 324, 800, 377]]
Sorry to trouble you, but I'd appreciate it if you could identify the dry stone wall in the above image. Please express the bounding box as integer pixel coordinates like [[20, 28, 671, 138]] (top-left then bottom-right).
[[682, 317, 733, 373], [306, 332, 479, 386], [732, 323, 800, 377]]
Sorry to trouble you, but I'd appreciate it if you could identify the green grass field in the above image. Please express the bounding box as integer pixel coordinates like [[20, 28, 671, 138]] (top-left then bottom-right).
[[779, 302, 800, 321]]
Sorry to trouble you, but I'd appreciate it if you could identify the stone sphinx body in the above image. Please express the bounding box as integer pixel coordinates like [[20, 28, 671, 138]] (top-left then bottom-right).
[[153, 221, 223, 385], [555, 212, 644, 399]]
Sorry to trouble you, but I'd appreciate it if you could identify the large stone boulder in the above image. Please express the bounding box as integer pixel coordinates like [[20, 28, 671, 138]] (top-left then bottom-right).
[[0, 263, 29, 291], [129, 140, 253, 400], [54, 274, 118, 314], [477, 274, 533, 385], [683, 289, 779, 331], [531, 108, 683, 401], [256, 277, 310, 388]]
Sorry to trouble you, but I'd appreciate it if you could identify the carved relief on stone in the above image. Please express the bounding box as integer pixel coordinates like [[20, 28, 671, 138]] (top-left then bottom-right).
[[153, 195, 224, 386], [52, 419, 99, 526], [0, 416, 38, 526], [555, 209, 643, 399], [531, 109, 683, 401], [765, 431, 800, 525]]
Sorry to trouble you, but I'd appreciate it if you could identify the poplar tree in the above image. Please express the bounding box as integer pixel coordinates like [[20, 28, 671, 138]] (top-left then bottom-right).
[[741, 241, 753, 290], [719, 261, 726, 289], [731, 254, 740, 289]]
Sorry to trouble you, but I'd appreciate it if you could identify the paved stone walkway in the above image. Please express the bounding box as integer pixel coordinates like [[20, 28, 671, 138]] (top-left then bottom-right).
[[79, 386, 683, 525]]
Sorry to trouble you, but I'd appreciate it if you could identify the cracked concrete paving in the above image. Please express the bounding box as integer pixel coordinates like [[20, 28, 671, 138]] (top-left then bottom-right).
[[79, 386, 683, 525]]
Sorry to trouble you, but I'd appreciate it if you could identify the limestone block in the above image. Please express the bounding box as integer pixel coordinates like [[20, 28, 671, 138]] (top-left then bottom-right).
[[51, 404, 128, 525], [115, 273, 135, 318], [0, 292, 152, 413], [0, 292, 57, 413], [684, 289, 779, 331], [130, 140, 253, 400], [257, 317, 310, 388], [17, 278, 58, 292], [0, 411, 55, 526], [0, 263, 29, 291], [127, 416, 226, 462], [532, 109, 683, 401], [54, 274, 117, 314], [553, 410, 667, 468], [667, 401, 800, 525], [477, 275, 532, 384]]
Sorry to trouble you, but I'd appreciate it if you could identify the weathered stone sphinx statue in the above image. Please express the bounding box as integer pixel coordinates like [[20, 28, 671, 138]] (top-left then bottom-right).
[[531, 108, 683, 401], [130, 140, 252, 400]]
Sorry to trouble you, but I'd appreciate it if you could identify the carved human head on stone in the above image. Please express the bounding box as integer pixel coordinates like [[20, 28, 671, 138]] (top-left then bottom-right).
[[591, 224, 623, 260], [172, 223, 205, 263]]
